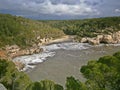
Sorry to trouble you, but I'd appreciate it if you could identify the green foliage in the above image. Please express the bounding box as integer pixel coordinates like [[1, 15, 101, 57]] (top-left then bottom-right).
[[0, 13, 64, 48], [54, 84, 63, 90], [0, 13, 119, 48], [26, 80, 63, 90], [40, 80, 57, 90], [0, 59, 31, 90], [80, 52, 120, 90], [44, 17, 120, 40], [0, 59, 8, 78], [66, 76, 87, 90], [26, 82, 42, 90], [98, 56, 118, 67], [113, 51, 120, 59]]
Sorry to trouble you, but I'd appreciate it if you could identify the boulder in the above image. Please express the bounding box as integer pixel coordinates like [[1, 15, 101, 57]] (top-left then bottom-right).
[[5, 45, 20, 53], [35, 48, 43, 53], [81, 38, 88, 43], [14, 61, 25, 70], [88, 38, 100, 45], [80, 31, 120, 45], [112, 31, 120, 43], [97, 35, 103, 41], [102, 35, 114, 44]]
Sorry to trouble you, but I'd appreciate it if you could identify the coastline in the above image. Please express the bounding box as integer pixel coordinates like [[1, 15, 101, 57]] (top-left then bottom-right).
[[12, 35, 75, 70], [42, 35, 75, 45], [12, 35, 120, 71]]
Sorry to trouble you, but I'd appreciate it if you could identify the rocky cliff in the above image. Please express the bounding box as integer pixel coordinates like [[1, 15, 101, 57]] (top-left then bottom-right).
[[81, 31, 120, 45]]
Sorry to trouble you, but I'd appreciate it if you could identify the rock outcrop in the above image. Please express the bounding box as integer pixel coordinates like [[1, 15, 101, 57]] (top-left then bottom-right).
[[4, 44, 43, 70], [14, 61, 25, 70], [102, 35, 114, 44], [81, 38, 88, 43], [5, 45, 43, 58], [112, 31, 120, 43], [81, 31, 120, 45], [88, 38, 100, 45]]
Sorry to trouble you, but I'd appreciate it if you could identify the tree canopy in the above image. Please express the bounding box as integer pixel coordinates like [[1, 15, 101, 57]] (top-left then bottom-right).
[[1, 51, 120, 90]]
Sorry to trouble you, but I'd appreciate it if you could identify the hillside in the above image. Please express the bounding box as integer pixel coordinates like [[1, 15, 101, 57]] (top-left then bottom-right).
[[0, 14, 64, 48], [0, 13, 120, 48], [42, 17, 120, 40]]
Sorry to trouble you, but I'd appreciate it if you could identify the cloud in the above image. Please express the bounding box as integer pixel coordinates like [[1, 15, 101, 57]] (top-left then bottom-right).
[[83, 0, 103, 6], [115, 9, 120, 13], [32, 0, 99, 15], [0, 0, 100, 16], [0, 0, 119, 19]]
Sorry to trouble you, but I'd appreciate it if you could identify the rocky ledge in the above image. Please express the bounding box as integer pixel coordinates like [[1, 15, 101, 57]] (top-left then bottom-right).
[[5, 45, 43, 59], [81, 31, 120, 45], [5, 35, 72, 59]]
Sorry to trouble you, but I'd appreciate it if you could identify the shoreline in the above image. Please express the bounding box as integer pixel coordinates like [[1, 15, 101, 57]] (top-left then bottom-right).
[[12, 34, 120, 71], [12, 35, 75, 70], [13, 34, 120, 71], [42, 35, 75, 45]]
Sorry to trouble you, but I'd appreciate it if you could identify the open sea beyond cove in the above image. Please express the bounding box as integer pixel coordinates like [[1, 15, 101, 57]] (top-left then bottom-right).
[[13, 42, 120, 86]]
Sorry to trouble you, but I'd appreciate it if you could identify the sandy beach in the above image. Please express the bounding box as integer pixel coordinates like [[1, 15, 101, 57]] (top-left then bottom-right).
[[43, 35, 75, 45]]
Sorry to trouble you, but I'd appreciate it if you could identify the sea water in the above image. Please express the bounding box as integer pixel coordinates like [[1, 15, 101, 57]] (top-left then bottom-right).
[[13, 42, 120, 86]]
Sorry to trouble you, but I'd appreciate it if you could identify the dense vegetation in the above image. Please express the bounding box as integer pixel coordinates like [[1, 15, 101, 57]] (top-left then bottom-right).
[[0, 14, 64, 48], [0, 59, 63, 90], [0, 51, 120, 90], [0, 13, 120, 48], [0, 59, 31, 90], [43, 17, 120, 40]]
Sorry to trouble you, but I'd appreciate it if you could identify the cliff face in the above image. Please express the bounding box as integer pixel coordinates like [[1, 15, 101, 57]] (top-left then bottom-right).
[[81, 31, 120, 45]]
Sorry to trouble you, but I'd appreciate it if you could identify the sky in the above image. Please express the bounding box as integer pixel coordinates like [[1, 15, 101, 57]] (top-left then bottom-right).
[[0, 0, 120, 20]]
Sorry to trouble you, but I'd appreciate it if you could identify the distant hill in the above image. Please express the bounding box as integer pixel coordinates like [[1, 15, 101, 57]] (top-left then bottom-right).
[[43, 16, 120, 39]]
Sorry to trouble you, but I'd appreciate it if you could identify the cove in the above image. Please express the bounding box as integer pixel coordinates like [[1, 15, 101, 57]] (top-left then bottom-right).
[[13, 42, 120, 86]]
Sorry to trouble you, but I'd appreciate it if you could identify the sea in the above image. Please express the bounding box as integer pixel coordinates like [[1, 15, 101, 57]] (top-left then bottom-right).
[[13, 42, 120, 86]]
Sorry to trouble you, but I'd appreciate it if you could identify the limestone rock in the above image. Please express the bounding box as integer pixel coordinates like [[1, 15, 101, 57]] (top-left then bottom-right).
[[14, 61, 25, 70], [113, 31, 120, 43], [6, 45, 20, 53], [80, 31, 120, 45], [88, 38, 100, 45], [81, 38, 88, 43], [102, 35, 114, 44], [97, 35, 103, 41]]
